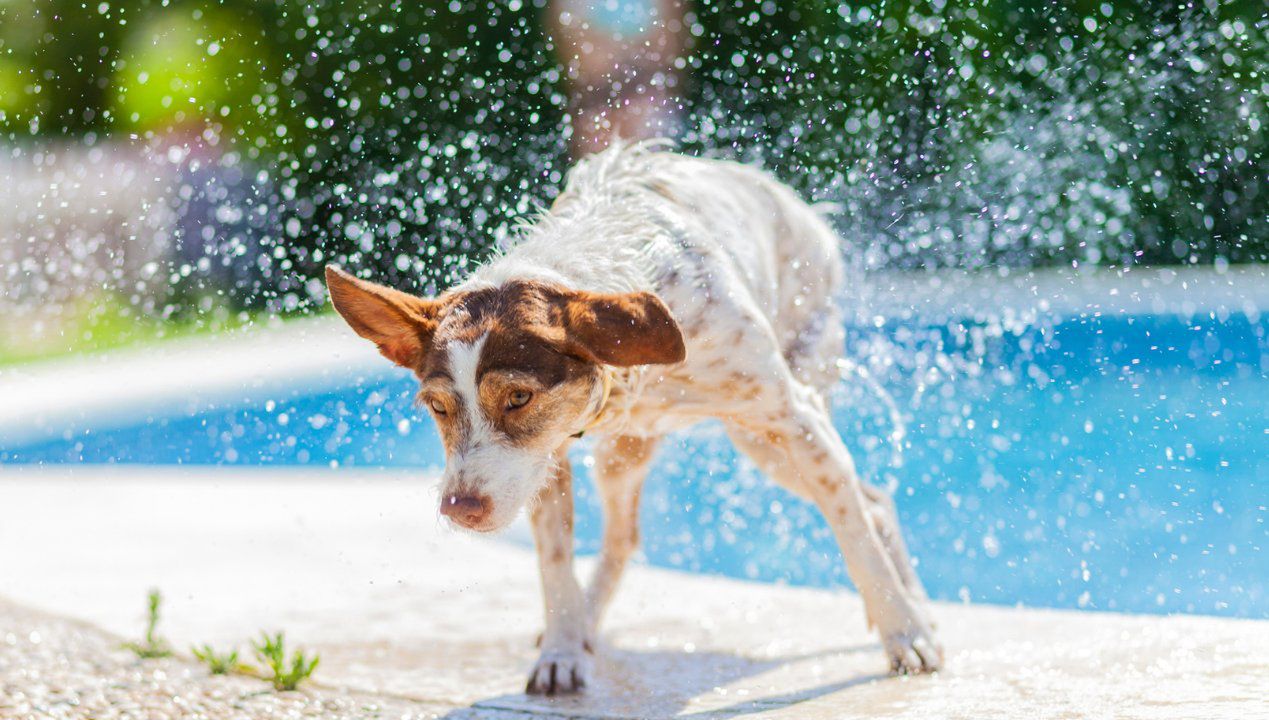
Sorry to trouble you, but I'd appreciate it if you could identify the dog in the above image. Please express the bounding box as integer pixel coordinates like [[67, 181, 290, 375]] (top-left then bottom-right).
[[325, 141, 942, 694]]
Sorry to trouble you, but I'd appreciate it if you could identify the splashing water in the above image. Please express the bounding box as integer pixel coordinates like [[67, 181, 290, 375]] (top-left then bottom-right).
[[0, 2, 1264, 618]]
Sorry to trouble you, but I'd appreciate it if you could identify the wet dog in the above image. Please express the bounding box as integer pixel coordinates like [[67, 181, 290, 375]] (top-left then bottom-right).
[[325, 141, 942, 694]]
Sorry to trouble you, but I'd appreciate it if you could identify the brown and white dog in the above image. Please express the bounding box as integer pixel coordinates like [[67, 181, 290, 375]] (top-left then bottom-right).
[[325, 141, 942, 694]]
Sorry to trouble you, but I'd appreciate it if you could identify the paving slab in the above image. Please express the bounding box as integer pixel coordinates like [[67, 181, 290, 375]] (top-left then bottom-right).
[[0, 599, 450, 720], [1, 467, 1266, 719]]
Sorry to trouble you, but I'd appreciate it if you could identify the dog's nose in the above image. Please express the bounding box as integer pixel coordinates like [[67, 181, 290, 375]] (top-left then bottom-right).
[[441, 493, 491, 528]]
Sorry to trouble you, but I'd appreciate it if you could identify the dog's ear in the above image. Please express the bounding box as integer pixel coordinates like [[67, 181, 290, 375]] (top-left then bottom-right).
[[325, 266, 442, 368], [554, 290, 686, 367]]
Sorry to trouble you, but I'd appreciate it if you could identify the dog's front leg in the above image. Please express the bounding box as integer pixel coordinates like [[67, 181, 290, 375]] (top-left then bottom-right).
[[525, 454, 590, 695]]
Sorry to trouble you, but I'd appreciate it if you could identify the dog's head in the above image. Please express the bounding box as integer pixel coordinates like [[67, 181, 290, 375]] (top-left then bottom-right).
[[325, 266, 685, 532]]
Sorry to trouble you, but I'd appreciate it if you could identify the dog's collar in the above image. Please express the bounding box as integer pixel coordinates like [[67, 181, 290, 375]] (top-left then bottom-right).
[[570, 369, 613, 439]]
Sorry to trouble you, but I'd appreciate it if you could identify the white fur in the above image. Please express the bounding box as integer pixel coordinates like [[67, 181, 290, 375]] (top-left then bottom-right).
[[447, 334, 489, 445], [450, 141, 941, 691], [442, 334, 549, 531], [448, 444, 549, 531]]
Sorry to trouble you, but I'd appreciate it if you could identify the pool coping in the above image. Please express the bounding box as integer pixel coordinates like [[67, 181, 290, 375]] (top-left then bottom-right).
[[0, 315, 391, 445]]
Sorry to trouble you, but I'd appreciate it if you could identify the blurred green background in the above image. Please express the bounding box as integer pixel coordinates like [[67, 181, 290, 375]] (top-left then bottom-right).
[[1, 0, 1264, 317]]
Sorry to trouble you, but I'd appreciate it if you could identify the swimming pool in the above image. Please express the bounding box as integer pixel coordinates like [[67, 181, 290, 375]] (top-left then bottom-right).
[[3, 312, 1265, 618]]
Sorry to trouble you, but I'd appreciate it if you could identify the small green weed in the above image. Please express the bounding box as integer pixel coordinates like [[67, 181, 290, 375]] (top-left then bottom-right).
[[251, 631, 320, 691], [123, 589, 172, 659], [191, 644, 241, 675]]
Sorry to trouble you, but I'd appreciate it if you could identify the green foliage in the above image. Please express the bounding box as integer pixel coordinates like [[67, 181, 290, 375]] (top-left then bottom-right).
[[0, 0, 1263, 280], [110, 9, 278, 136], [677, 0, 1266, 267], [115, 590, 318, 688], [251, 632, 320, 691], [191, 644, 241, 675], [123, 589, 173, 659]]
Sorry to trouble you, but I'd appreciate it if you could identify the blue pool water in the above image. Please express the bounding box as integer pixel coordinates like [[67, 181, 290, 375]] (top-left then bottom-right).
[[4, 314, 1266, 618]]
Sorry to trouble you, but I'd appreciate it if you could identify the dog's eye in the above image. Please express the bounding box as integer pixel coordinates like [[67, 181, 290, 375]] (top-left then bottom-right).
[[429, 398, 447, 416], [507, 390, 533, 409]]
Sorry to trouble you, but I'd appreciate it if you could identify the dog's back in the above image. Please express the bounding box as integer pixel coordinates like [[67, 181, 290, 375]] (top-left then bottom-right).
[[471, 142, 848, 393], [631, 150, 848, 391]]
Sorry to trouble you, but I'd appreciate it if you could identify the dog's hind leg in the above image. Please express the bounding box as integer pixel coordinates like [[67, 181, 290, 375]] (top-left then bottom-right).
[[859, 483, 930, 604], [584, 434, 659, 639], [729, 424, 926, 606], [724, 381, 942, 674], [526, 455, 590, 695]]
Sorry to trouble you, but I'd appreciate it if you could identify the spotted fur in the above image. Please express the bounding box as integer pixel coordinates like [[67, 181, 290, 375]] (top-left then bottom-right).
[[326, 141, 942, 694]]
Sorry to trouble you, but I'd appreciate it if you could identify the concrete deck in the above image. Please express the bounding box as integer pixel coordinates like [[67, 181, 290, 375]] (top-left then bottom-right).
[[2, 467, 1265, 719]]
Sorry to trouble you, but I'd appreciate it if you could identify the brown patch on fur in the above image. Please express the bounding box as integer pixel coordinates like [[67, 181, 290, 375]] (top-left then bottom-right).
[[428, 283, 605, 449], [418, 383, 471, 457], [415, 279, 686, 374], [479, 364, 594, 448], [327, 271, 687, 455], [483, 286, 682, 440], [553, 289, 686, 366], [732, 380, 763, 401], [600, 435, 658, 476]]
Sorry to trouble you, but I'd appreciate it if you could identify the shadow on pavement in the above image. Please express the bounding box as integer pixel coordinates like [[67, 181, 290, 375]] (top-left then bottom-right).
[[442, 641, 884, 719]]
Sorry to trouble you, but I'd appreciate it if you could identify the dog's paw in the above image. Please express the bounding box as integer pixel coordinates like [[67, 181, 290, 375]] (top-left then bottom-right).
[[525, 646, 591, 695], [883, 619, 943, 675]]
